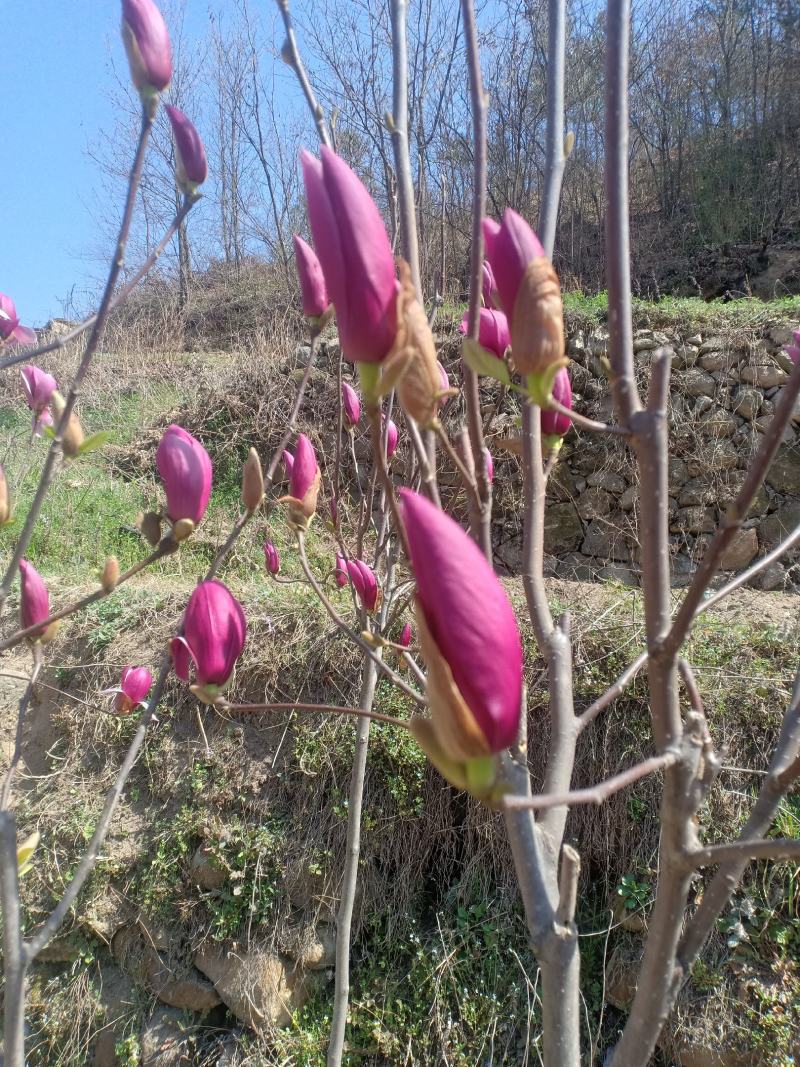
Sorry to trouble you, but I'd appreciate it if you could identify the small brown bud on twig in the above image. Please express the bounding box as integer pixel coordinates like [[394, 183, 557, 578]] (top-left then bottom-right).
[[101, 557, 120, 593], [137, 511, 162, 547], [241, 448, 265, 513], [172, 518, 195, 543], [50, 392, 85, 458]]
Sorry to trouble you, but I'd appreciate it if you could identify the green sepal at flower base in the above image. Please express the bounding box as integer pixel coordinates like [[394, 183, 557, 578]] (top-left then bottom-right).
[[409, 716, 507, 804], [461, 337, 511, 385], [524, 363, 566, 408]]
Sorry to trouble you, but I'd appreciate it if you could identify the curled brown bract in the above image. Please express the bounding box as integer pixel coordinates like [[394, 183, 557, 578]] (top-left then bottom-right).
[[383, 260, 442, 427], [415, 598, 490, 762], [279, 467, 321, 528], [510, 257, 565, 377]]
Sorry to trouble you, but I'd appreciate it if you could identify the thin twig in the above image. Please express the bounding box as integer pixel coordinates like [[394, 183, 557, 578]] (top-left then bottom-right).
[[0, 540, 177, 653], [433, 421, 480, 507], [0, 105, 156, 612], [0, 647, 42, 809], [0, 199, 194, 373], [220, 700, 409, 729], [264, 335, 318, 487], [275, 0, 331, 147], [552, 400, 629, 436], [686, 838, 800, 868], [503, 752, 677, 812]]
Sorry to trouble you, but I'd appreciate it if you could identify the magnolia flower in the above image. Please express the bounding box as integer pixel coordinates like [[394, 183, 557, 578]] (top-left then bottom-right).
[[483, 209, 564, 381], [156, 425, 212, 533], [399, 622, 412, 648], [171, 580, 246, 701], [0, 294, 36, 346], [342, 382, 361, 428], [399, 489, 522, 795], [292, 235, 330, 321], [460, 307, 510, 360], [264, 541, 280, 575], [165, 105, 207, 193], [121, 0, 172, 94], [344, 559, 379, 612], [282, 449, 294, 480], [33, 409, 54, 437], [541, 367, 573, 443], [301, 146, 397, 364], [785, 330, 800, 365], [21, 366, 57, 415], [19, 560, 58, 642], [334, 552, 348, 587], [106, 666, 153, 715], [281, 433, 320, 527]]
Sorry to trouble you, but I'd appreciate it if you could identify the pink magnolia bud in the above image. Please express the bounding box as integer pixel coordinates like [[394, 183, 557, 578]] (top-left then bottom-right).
[[156, 425, 213, 527], [342, 382, 361, 428], [399, 489, 522, 758], [785, 330, 800, 365], [482, 261, 499, 309], [115, 666, 153, 714], [292, 235, 330, 320], [171, 580, 246, 698], [21, 366, 57, 414], [436, 361, 452, 411], [334, 553, 348, 587], [33, 409, 54, 438], [0, 294, 36, 346], [19, 560, 53, 640], [483, 209, 564, 379], [282, 433, 320, 525], [345, 559, 379, 613], [385, 418, 398, 460], [282, 449, 294, 481], [301, 146, 397, 364], [484, 448, 494, 484], [264, 541, 280, 575], [399, 622, 412, 648], [165, 105, 207, 193], [541, 367, 573, 438], [460, 308, 510, 360], [121, 0, 172, 95]]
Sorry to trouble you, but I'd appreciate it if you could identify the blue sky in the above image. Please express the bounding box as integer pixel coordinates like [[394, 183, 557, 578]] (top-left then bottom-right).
[[1, 1, 210, 328]]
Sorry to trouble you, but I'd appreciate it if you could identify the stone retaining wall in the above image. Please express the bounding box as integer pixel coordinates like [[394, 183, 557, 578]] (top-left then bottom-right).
[[491, 322, 800, 590]]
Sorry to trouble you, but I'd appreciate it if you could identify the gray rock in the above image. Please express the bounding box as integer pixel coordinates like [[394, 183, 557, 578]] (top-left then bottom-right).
[[280, 923, 336, 970], [698, 351, 732, 373], [577, 487, 613, 519], [671, 346, 699, 370], [732, 387, 762, 420], [556, 554, 597, 582], [193, 943, 314, 1032], [694, 395, 714, 416], [586, 469, 627, 493], [718, 528, 758, 570], [141, 1007, 192, 1067], [671, 553, 697, 587], [543, 502, 583, 554], [620, 486, 638, 511], [758, 563, 786, 591], [698, 336, 725, 354], [686, 334, 703, 347], [597, 563, 638, 586], [682, 368, 716, 398], [758, 502, 800, 550], [581, 518, 630, 561], [668, 457, 688, 486], [190, 844, 227, 890], [740, 365, 789, 388], [686, 440, 739, 477], [678, 479, 715, 508], [765, 444, 800, 495], [769, 325, 796, 347], [671, 507, 716, 534], [699, 409, 737, 437]]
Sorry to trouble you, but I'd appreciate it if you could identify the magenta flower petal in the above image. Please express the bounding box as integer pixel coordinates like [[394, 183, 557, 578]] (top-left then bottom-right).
[[399, 622, 412, 648], [121, 0, 172, 93], [170, 636, 192, 682], [482, 260, 499, 309], [399, 489, 522, 751], [484, 448, 494, 484], [292, 234, 329, 319], [385, 418, 398, 460], [156, 425, 213, 525], [21, 366, 57, 414], [0, 293, 34, 345], [335, 553, 348, 587], [541, 367, 573, 437], [178, 580, 247, 688], [19, 559, 50, 634], [264, 541, 280, 575], [290, 434, 318, 502], [341, 382, 361, 427], [483, 209, 544, 317], [282, 449, 294, 480], [116, 665, 153, 711], [460, 308, 510, 360], [351, 559, 378, 611], [301, 146, 397, 363], [165, 104, 207, 188]]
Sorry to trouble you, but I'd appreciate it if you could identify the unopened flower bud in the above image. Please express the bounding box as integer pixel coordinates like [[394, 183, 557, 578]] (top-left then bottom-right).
[[111, 665, 153, 714], [242, 447, 265, 513], [171, 580, 247, 701], [334, 553, 348, 587], [138, 511, 162, 546], [342, 382, 361, 428], [50, 392, 85, 458], [20, 559, 59, 643], [0, 465, 11, 526], [264, 541, 280, 575], [384, 261, 441, 428], [384, 418, 398, 460], [121, 0, 172, 97], [172, 518, 195, 542], [101, 557, 120, 593], [399, 622, 412, 648], [165, 105, 207, 195], [279, 433, 320, 529], [156, 425, 212, 527], [541, 367, 573, 452], [293, 234, 330, 324]]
